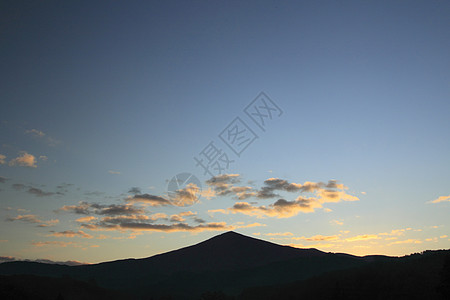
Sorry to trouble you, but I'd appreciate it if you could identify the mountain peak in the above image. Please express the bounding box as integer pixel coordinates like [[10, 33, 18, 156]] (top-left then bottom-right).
[[139, 231, 326, 274]]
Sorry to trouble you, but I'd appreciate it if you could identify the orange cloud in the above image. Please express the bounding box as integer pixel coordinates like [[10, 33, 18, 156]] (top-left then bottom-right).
[[330, 220, 344, 226], [430, 195, 450, 203], [294, 234, 340, 242], [76, 216, 97, 223], [346, 234, 380, 242], [32, 241, 74, 247], [389, 239, 422, 245], [265, 232, 294, 237], [8, 152, 37, 168], [169, 183, 201, 206], [150, 213, 168, 221], [50, 230, 93, 239]]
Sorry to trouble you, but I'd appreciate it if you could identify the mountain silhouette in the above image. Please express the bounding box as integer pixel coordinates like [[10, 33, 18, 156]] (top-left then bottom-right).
[[1, 231, 448, 299], [96, 231, 327, 274]]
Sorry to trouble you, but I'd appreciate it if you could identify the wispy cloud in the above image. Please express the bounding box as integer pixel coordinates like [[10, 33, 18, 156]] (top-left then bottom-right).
[[389, 239, 422, 245], [32, 241, 74, 247], [108, 170, 121, 175], [293, 234, 340, 241], [11, 183, 56, 197], [265, 232, 293, 237], [429, 195, 450, 204], [26, 129, 45, 137], [6, 214, 59, 227], [330, 220, 344, 226], [345, 234, 380, 242], [50, 230, 93, 239], [126, 194, 172, 206], [75, 216, 97, 223], [26, 129, 60, 146], [0, 154, 6, 165]]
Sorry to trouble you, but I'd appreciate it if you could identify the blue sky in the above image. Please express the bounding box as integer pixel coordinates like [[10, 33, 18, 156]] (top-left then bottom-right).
[[0, 0, 449, 263]]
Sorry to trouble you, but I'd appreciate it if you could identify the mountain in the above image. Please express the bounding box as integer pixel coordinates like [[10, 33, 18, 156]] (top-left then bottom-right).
[[2, 231, 446, 299], [97, 231, 327, 273]]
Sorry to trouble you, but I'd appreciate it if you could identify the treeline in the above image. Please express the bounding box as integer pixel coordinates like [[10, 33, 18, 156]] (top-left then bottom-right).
[[240, 250, 450, 300]]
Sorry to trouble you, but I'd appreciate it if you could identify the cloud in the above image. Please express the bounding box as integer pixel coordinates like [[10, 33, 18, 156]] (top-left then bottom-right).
[[26, 129, 60, 146], [379, 229, 407, 236], [265, 232, 294, 237], [316, 189, 359, 203], [10, 183, 56, 197], [27, 187, 54, 197], [97, 204, 145, 215], [150, 213, 168, 221], [206, 174, 241, 187], [58, 202, 145, 216], [389, 239, 422, 245], [224, 197, 322, 218], [12, 183, 26, 190], [170, 214, 186, 222], [8, 152, 37, 168], [58, 202, 91, 214], [84, 191, 103, 197], [32, 241, 74, 247], [76, 216, 97, 223], [179, 211, 196, 217], [169, 183, 201, 206], [108, 170, 121, 175], [6, 214, 59, 227], [345, 234, 380, 242], [39, 155, 48, 161], [0, 256, 15, 263], [256, 178, 303, 198], [128, 187, 142, 195], [0, 154, 6, 165], [236, 222, 265, 229], [330, 220, 344, 226], [82, 219, 233, 233], [429, 195, 450, 204], [26, 129, 45, 137], [168, 211, 199, 223], [50, 230, 93, 239], [126, 194, 171, 206], [78, 210, 262, 233], [205, 176, 358, 208], [206, 174, 255, 199], [294, 235, 340, 242], [0, 176, 8, 183], [7, 214, 42, 224]]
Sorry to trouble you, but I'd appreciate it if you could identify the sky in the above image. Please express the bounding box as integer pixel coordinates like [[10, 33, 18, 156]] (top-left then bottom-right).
[[0, 0, 449, 264]]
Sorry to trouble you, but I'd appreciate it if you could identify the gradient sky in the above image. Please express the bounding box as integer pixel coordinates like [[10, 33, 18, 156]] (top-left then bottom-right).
[[0, 0, 449, 264]]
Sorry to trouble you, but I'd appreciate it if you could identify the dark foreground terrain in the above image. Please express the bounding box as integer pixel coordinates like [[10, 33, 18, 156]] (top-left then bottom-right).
[[0, 232, 449, 299]]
